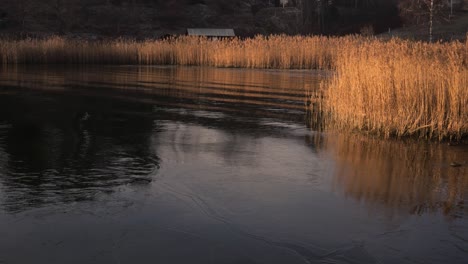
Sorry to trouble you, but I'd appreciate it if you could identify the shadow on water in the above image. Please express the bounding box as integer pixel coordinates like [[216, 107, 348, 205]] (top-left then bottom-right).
[[0, 66, 320, 213], [0, 91, 160, 212]]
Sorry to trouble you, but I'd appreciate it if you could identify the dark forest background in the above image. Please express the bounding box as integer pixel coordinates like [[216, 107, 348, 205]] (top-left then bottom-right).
[[0, 0, 467, 38]]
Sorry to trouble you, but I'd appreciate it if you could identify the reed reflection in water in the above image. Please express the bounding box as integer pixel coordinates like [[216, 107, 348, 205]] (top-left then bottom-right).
[[0, 66, 320, 123], [326, 134, 468, 218], [0, 66, 467, 264]]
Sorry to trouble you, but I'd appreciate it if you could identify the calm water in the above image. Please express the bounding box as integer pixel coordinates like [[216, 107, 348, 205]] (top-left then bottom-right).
[[0, 66, 467, 264]]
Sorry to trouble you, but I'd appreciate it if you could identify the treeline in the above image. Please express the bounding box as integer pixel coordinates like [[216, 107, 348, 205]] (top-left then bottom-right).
[[298, 0, 401, 34], [0, 0, 466, 36], [298, 0, 467, 34]]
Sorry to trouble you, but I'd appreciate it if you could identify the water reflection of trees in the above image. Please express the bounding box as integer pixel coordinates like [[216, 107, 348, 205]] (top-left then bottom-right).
[[0, 66, 319, 212], [0, 92, 159, 212], [326, 134, 468, 218]]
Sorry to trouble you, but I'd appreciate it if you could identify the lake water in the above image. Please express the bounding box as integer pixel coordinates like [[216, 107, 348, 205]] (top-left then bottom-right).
[[0, 66, 467, 264]]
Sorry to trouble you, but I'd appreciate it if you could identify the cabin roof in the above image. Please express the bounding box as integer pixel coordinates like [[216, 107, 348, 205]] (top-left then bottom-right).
[[187, 28, 235, 37]]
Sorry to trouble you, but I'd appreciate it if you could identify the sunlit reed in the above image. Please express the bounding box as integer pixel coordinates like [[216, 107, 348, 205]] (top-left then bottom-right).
[[0, 35, 466, 140], [0, 36, 338, 69], [325, 37, 468, 140]]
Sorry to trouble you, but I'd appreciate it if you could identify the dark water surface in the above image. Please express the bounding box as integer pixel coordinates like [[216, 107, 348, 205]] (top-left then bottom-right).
[[0, 66, 467, 264]]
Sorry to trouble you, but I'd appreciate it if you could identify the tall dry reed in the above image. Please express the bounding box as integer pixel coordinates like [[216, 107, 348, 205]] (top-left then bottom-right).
[[325, 38, 468, 140], [0, 35, 466, 139], [0, 35, 340, 69]]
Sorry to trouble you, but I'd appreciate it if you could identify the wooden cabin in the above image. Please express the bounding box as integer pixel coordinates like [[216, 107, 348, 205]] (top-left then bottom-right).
[[186, 28, 236, 38]]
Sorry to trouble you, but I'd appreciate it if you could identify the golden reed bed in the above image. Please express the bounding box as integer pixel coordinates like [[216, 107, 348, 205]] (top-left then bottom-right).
[[326, 38, 468, 140], [0, 36, 337, 68], [0, 35, 466, 140]]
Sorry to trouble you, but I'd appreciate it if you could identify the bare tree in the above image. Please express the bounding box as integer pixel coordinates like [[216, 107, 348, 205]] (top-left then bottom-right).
[[429, 0, 434, 41], [398, 0, 447, 41]]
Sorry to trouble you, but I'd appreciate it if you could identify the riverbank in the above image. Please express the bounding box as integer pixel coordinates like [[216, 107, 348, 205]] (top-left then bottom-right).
[[1, 36, 466, 140]]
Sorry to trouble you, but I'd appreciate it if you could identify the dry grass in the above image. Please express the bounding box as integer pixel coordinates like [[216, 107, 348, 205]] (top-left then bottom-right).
[[325, 37, 468, 140], [0, 35, 466, 140], [0, 36, 339, 69]]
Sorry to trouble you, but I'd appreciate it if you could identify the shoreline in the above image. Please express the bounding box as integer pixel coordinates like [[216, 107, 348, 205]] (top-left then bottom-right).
[[1, 36, 466, 141]]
